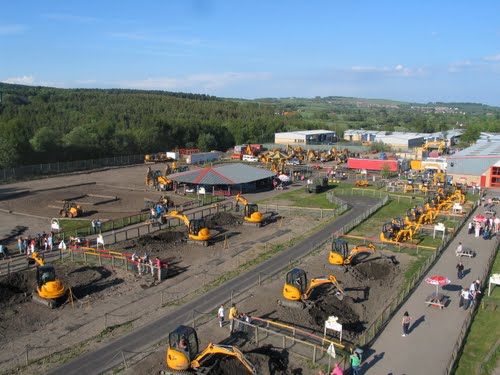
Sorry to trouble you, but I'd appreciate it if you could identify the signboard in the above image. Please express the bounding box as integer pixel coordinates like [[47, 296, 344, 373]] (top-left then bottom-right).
[[324, 316, 343, 342]]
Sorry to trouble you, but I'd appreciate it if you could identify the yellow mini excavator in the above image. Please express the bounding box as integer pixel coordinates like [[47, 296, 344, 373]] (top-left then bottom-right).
[[165, 325, 258, 374], [379, 221, 421, 243], [28, 251, 66, 308], [329, 239, 377, 268], [167, 211, 211, 246], [234, 193, 264, 227], [278, 268, 344, 309]]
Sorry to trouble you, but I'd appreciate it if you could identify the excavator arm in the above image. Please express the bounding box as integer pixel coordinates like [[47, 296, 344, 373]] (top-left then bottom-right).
[[191, 343, 258, 374], [235, 193, 249, 206], [167, 210, 191, 228], [345, 244, 376, 264], [28, 251, 45, 266], [303, 275, 344, 300]]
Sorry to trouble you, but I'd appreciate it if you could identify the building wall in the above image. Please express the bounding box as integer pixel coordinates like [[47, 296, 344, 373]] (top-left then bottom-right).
[[274, 137, 306, 145], [448, 173, 482, 187]]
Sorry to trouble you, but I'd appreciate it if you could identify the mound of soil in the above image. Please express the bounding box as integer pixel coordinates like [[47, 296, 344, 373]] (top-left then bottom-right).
[[309, 295, 365, 334], [355, 258, 400, 285], [137, 231, 185, 246], [206, 212, 240, 228]]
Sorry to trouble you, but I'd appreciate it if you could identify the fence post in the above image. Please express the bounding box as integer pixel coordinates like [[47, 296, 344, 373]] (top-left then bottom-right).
[[84, 252, 87, 263], [121, 351, 128, 369], [255, 326, 259, 345], [313, 345, 317, 364], [259, 272, 262, 286]]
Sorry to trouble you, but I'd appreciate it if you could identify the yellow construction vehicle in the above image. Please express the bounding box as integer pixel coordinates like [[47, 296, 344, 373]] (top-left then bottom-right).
[[279, 268, 344, 309], [355, 174, 369, 187], [59, 200, 83, 218], [146, 167, 173, 191], [234, 194, 264, 227], [27, 251, 66, 308], [329, 239, 376, 267], [167, 211, 210, 246], [166, 325, 258, 374], [379, 222, 421, 243], [403, 179, 414, 193]]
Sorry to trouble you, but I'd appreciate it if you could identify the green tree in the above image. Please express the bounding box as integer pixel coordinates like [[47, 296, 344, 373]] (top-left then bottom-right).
[[196, 133, 217, 151], [30, 127, 59, 152]]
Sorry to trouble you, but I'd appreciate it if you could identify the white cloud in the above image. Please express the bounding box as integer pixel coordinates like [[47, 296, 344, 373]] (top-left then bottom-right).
[[448, 60, 473, 73], [0, 24, 26, 35], [117, 72, 271, 91], [483, 54, 500, 61], [75, 79, 98, 85], [350, 64, 420, 77], [2, 76, 35, 85]]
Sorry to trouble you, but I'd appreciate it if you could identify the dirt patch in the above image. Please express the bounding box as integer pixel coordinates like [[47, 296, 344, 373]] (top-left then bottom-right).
[[0, 271, 35, 307], [206, 212, 241, 227]]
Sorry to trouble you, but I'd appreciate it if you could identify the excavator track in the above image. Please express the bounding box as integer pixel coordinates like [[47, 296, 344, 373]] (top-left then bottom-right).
[[277, 299, 305, 309]]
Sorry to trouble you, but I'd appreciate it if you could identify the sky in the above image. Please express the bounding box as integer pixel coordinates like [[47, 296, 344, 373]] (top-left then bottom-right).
[[1, 1, 500, 105]]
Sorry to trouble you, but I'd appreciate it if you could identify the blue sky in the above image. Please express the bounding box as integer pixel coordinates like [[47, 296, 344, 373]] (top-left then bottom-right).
[[1, 1, 500, 105]]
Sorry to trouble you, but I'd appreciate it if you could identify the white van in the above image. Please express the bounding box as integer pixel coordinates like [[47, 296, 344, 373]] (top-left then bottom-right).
[[242, 155, 259, 162]]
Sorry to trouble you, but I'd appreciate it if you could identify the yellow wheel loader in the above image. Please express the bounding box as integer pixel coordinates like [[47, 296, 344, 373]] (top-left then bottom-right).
[[278, 268, 344, 309], [28, 251, 66, 308], [59, 200, 83, 218], [165, 325, 258, 374]]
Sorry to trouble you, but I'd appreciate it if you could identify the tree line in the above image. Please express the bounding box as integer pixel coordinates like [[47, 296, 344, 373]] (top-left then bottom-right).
[[0, 83, 498, 168]]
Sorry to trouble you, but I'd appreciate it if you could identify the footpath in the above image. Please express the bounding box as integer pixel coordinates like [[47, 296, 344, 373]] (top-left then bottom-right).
[[363, 196, 499, 375]]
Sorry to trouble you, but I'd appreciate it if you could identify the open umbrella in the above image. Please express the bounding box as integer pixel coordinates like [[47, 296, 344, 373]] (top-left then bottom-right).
[[425, 276, 451, 295], [473, 215, 487, 223]]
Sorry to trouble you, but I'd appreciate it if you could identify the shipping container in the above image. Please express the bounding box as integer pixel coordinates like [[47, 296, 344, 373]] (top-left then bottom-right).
[[347, 158, 410, 172], [186, 152, 221, 165]]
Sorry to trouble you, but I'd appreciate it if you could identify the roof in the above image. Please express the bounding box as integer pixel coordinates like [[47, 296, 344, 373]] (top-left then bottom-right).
[[168, 163, 276, 185], [275, 130, 336, 138], [448, 142, 500, 159]]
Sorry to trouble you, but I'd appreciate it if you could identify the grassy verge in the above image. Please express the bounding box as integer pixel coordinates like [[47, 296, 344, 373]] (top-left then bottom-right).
[[454, 253, 500, 375]]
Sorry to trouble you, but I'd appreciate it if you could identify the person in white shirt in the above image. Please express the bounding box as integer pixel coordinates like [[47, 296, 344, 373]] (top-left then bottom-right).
[[217, 304, 225, 328]]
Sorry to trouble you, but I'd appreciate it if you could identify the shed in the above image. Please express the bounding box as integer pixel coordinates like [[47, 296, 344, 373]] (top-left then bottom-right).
[[275, 130, 337, 145], [168, 163, 276, 193]]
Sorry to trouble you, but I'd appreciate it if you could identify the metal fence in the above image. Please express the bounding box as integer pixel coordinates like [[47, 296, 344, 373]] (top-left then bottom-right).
[[0, 154, 144, 183]]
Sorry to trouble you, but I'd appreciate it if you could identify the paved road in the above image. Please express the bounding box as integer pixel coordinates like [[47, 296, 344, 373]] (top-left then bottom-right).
[[362, 199, 499, 375], [46, 196, 379, 375]]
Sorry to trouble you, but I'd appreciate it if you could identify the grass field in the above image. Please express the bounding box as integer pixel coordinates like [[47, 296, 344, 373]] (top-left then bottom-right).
[[454, 253, 500, 375]]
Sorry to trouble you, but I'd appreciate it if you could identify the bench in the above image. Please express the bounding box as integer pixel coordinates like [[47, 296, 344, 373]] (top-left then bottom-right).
[[425, 293, 448, 309], [456, 248, 475, 258]]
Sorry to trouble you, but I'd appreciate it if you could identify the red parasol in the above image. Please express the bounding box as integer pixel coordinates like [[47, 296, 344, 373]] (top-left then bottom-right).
[[473, 215, 487, 223], [425, 276, 451, 294]]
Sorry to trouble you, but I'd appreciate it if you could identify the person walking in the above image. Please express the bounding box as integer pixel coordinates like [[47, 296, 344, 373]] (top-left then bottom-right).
[[218, 304, 225, 328], [460, 288, 470, 310], [456, 261, 465, 279], [91, 219, 96, 234], [455, 242, 463, 256], [401, 311, 412, 337], [474, 222, 481, 238], [350, 351, 361, 375], [228, 304, 239, 334]]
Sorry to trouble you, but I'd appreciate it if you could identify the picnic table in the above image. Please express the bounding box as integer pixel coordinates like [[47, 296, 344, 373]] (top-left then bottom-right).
[[425, 293, 448, 309]]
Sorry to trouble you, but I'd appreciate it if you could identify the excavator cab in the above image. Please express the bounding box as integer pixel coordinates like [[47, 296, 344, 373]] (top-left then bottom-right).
[[166, 325, 199, 371], [329, 239, 349, 265], [380, 222, 396, 241], [37, 265, 57, 286], [28, 252, 66, 308], [189, 219, 206, 236], [283, 268, 307, 301]]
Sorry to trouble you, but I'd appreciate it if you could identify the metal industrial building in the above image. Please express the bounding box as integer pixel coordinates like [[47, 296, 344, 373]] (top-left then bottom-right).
[[168, 163, 276, 193], [274, 130, 337, 145], [446, 142, 500, 188], [343, 131, 426, 149]]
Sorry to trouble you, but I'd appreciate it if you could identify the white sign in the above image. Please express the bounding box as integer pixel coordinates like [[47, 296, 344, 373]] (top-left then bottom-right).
[[327, 343, 336, 358], [58, 240, 67, 250], [324, 316, 343, 342], [488, 273, 500, 296], [96, 234, 105, 248], [51, 219, 60, 231]]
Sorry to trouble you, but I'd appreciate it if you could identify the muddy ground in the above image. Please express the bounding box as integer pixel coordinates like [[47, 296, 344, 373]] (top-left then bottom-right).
[[0, 162, 412, 375]]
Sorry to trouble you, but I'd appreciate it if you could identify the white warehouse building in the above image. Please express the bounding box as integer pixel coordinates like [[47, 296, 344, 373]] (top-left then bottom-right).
[[274, 130, 337, 145]]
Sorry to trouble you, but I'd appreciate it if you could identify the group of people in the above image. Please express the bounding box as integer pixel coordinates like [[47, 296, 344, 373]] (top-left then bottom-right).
[[16, 232, 55, 255], [468, 216, 498, 240], [90, 218, 102, 234], [459, 279, 481, 310], [217, 303, 251, 334], [131, 251, 163, 277]]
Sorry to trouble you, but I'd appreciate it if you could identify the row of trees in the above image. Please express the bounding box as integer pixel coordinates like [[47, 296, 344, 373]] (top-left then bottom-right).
[[0, 84, 322, 167]]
